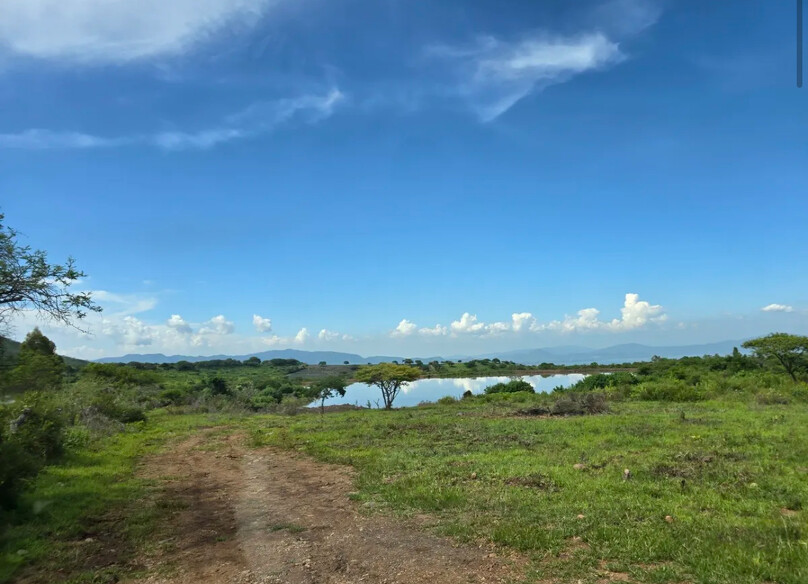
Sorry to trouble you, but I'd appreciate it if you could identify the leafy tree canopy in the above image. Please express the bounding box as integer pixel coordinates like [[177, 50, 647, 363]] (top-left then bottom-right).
[[354, 363, 420, 409], [743, 333, 808, 381], [0, 214, 100, 333], [312, 375, 348, 414], [8, 328, 65, 393]]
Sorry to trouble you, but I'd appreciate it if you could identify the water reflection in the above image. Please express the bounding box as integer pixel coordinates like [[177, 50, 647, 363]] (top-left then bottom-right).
[[317, 374, 585, 409]]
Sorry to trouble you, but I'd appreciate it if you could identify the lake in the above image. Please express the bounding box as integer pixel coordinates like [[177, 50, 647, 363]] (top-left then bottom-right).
[[317, 373, 586, 408]]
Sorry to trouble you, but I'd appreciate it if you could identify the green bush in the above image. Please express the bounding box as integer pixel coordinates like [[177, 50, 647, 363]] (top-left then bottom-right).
[[81, 363, 161, 387], [0, 399, 66, 509], [484, 380, 535, 394], [90, 392, 147, 424], [631, 379, 706, 402], [550, 392, 609, 416], [158, 388, 187, 405]]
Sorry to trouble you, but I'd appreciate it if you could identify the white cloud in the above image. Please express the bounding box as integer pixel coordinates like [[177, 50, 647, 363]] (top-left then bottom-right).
[[429, 32, 623, 121], [544, 293, 666, 333], [450, 312, 486, 334], [294, 327, 309, 344], [761, 303, 794, 313], [608, 292, 667, 330], [252, 314, 273, 333], [485, 321, 511, 335], [511, 312, 539, 333], [98, 315, 157, 347], [260, 335, 284, 347], [391, 319, 418, 337], [198, 314, 235, 335], [318, 328, 341, 341], [0, 89, 344, 152], [166, 314, 192, 334], [0, 0, 273, 64], [418, 324, 448, 336], [546, 307, 603, 332]]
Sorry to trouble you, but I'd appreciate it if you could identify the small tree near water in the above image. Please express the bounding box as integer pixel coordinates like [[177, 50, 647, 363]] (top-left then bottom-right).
[[313, 375, 348, 415], [355, 363, 420, 409]]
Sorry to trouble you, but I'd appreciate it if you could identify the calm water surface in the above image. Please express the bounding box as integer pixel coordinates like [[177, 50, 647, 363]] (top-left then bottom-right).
[[317, 373, 586, 408]]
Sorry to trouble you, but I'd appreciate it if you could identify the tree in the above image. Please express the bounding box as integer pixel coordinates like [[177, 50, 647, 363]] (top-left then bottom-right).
[[244, 356, 261, 367], [312, 375, 348, 415], [343, 360, 349, 365], [743, 333, 808, 381], [319, 361, 327, 367], [354, 363, 420, 409], [0, 214, 100, 333], [8, 328, 65, 392]]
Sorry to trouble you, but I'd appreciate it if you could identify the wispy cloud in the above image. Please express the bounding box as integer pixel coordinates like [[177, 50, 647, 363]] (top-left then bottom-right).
[[0, 129, 126, 150], [0, 0, 273, 65], [0, 89, 344, 151], [427, 32, 623, 121]]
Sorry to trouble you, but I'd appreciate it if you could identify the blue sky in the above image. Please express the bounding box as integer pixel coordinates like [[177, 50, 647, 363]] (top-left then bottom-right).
[[1, 0, 806, 359]]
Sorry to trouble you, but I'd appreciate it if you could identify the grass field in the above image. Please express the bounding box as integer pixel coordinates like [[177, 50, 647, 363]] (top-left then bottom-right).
[[244, 396, 808, 584], [2, 394, 806, 583]]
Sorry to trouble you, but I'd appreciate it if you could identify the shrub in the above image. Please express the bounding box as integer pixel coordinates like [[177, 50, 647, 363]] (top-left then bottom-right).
[[159, 388, 187, 405], [632, 379, 706, 402], [549, 392, 609, 416], [484, 380, 535, 394], [0, 399, 66, 509], [81, 363, 161, 387], [437, 395, 458, 405], [90, 391, 147, 423]]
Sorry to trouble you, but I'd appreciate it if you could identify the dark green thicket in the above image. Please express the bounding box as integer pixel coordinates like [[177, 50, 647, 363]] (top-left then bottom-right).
[[484, 379, 535, 394], [0, 397, 65, 509]]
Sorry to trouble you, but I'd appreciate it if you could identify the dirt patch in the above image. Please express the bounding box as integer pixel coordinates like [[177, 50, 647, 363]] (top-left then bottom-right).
[[126, 431, 526, 584]]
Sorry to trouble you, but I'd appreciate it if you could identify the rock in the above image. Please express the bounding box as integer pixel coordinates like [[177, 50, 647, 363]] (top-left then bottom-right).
[[576, 514, 585, 519], [470, 472, 478, 480], [622, 468, 632, 481], [664, 515, 674, 523], [16, 549, 28, 556], [573, 463, 586, 471]]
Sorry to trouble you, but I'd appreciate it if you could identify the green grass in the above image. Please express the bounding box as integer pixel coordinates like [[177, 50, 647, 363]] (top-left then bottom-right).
[[3, 392, 806, 583], [244, 397, 808, 584], [0, 412, 223, 583]]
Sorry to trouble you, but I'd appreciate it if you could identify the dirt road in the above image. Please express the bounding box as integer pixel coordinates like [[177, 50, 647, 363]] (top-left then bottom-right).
[[129, 432, 524, 584]]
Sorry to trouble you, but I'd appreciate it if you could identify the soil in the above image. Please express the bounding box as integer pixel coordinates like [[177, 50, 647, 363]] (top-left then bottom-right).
[[126, 431, 525, 584]]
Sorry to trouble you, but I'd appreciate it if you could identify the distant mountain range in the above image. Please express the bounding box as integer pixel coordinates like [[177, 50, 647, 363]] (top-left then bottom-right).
[[95, 340, 747, 366]]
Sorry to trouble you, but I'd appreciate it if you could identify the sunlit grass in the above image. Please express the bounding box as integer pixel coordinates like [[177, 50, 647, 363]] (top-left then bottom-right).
[[246, 398, 808, 584]]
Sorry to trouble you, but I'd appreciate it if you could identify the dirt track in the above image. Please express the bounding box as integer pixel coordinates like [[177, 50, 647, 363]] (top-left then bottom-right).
[[128, 431, 525, 584]]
